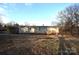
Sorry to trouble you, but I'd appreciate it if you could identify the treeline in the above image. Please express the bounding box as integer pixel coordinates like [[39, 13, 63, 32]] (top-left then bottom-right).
[[57, 4, 79, 36], [0, 22, 19, 34]]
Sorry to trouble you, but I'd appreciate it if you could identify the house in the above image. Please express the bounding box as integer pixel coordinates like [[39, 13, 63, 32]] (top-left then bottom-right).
[[19, 26, 59, 35]]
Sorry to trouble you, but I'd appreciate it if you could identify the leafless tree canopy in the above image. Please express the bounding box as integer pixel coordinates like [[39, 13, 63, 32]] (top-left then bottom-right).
[[57, 4, 79, 35]]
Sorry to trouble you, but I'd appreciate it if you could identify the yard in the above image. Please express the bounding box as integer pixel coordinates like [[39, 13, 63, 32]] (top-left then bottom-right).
[[0, 34, 79, 55]]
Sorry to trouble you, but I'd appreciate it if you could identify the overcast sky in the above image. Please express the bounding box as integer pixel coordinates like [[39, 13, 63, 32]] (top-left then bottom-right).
[[0, 3, 73, 25]]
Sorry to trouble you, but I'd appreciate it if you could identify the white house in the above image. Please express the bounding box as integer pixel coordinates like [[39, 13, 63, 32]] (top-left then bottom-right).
[[19, 26, 59, 34]]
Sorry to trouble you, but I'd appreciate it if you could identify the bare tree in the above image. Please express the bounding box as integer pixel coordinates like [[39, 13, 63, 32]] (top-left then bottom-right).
[[6, 21, 19, 34], [0, 14, 6, 33], [57, 4, 79, 35]]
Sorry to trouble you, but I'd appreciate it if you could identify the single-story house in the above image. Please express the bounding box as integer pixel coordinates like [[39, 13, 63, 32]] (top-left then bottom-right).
[[19, 26, 59, 34]]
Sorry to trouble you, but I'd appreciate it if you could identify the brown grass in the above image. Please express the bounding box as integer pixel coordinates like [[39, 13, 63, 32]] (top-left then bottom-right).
[[0, 34, 79, 55]]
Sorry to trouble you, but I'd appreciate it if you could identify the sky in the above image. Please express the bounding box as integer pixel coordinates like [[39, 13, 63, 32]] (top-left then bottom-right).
[[0, 3, 74, 26]]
